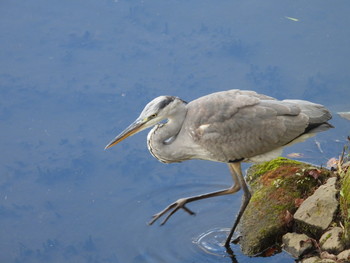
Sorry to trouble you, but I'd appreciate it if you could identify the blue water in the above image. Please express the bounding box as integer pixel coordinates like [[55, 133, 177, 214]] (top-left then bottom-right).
[[1, 1, 350, 262]]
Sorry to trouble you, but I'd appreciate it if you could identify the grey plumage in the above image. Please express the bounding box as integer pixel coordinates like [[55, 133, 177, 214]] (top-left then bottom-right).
[[105, 89, 332, 249], [143, 90, 332, 163]]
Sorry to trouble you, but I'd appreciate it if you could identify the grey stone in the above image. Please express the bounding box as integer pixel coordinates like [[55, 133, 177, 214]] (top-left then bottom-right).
[[301, 257, 338, 263], [320, 251, 338, 262], [282, 232, 313, 258], [302, 256, 321, 263], [337, 249, 350, 262], [320, 227, 344, 254], [294, 177, 338, 236]]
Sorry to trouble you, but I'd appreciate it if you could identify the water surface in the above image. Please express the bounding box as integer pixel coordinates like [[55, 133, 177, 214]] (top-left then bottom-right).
[[1, 1, 350, 262]]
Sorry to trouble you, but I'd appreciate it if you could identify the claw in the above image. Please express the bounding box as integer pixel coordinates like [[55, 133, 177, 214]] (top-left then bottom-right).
[[148, 198, 195, 226]]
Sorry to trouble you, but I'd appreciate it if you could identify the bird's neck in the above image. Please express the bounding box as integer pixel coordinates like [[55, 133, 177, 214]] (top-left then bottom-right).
[[147, 108, 187, 163]]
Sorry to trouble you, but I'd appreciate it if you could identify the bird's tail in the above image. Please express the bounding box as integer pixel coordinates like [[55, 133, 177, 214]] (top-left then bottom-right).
[[284, 100, 333, 127]]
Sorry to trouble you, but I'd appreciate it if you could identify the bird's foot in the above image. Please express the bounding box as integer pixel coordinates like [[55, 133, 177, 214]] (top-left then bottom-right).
[[148, 198, 195, 225]]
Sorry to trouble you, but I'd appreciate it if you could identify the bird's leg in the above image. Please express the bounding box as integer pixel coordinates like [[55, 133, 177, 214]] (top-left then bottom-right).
[[148, 169, 241, 226], [224, 162, 251, 248]]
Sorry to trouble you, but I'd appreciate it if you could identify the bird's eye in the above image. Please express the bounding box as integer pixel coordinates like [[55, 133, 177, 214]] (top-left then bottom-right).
[[150, 114, 157, 119]]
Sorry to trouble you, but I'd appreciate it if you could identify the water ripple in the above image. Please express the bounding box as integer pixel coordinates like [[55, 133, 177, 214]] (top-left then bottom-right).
[[193, 227, 232, 257]]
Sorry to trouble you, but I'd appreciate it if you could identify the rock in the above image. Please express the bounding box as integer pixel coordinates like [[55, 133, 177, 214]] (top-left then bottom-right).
[[301, 256, 337, 263], [302, 257, 338, 263], [294, 177, 338, 237], [337, 249, 350, 262], [320, 227, 344, 254], [320, 251, 337, 261], [238, 158, 330, 256], [282, 232, 313, 258], [302, 256, 321, 263], [302, 255, 336, 263]]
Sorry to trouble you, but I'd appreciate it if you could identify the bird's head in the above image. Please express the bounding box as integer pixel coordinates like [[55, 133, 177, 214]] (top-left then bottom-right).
[[105, 96, 187, 149]]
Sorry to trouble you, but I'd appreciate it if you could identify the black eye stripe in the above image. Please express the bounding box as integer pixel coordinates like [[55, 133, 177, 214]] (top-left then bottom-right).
[[158, 96, 175, 110]]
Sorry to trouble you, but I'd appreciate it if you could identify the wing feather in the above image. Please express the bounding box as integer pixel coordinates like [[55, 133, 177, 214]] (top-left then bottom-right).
[[184, 90, 314, 162]]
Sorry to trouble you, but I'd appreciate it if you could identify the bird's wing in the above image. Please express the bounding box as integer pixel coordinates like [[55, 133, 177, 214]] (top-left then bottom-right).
[[185, 90, 311, 162]]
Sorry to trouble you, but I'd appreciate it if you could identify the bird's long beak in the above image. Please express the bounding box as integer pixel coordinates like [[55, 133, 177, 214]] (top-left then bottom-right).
[[105, 119, 145, 149]]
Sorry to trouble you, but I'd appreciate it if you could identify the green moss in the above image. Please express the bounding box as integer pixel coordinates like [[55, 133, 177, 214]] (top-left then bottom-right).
[[250, 157, 302, 176], [240, 157, 331, 255], [320, 233, 332, 246], [340, 166, 350, 246], [339, 143, 350, 245], [246, 157, 305, 187]]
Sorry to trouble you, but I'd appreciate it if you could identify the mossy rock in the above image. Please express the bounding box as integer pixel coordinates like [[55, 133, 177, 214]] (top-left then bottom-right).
[[239, 157, 331, 256], [246, 157, 304, 184]]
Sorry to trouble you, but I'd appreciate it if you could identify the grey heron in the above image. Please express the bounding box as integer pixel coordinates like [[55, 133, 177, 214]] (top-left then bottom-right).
[[105, 89, 332, 248]]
